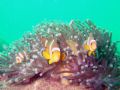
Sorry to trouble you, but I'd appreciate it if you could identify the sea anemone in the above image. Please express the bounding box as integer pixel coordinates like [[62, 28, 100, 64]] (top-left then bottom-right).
[[0, 20, 120, 90]]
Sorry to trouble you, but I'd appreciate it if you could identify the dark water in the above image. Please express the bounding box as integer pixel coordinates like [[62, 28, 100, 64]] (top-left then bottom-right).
[[0, 0, 120, 50]]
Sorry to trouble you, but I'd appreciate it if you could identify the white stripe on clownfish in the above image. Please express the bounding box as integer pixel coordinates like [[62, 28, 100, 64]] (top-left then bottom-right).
[[15, 51, 28, 64], [51, 48, 60, 52], [16, 52, 24, 64], [23, 51, 27, 57], [47, 39, 60, 59], [89, 39, 96, 51], [49, 39, 55, 58], [18, 52, 24, 59], [83, 33, 97, 56], [45, 40, 48, 47], [87, 34, 95, 51]]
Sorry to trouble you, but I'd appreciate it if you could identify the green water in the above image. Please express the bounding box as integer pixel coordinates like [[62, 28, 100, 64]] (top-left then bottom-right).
[[0, 0, 120, 48]]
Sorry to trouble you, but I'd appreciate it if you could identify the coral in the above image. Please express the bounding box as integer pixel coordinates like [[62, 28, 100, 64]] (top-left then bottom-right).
[[0, 20, 120, 90]]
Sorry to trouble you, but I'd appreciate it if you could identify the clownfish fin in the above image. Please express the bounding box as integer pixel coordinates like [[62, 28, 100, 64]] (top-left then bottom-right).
[[42, 48, 50, 60], [61, 52, 66, 61], [88, 51, 92, 56], [84, 44, 90, 51]]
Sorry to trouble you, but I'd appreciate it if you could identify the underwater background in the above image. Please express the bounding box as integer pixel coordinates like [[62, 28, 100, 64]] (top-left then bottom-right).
[[0, 0, 120, 50], [0, 1, 120, 90]]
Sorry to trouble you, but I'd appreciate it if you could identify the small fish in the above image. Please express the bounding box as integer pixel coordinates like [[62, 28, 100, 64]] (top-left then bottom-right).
[[15, 51, 27, 64], [41, 38, 66, 64], [83, 33, 97, 56], [66, 40, 78, 56]]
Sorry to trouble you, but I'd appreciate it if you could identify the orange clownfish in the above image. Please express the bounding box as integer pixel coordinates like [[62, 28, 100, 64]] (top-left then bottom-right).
[[41, 38, 66, 64], [83, 33, 97, 56]]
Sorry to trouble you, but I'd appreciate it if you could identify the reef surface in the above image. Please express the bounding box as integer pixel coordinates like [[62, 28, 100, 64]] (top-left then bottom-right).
[[1, 78, 88, 90]]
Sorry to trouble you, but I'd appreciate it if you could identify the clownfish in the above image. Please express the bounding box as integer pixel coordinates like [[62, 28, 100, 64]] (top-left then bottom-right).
[[83, 33, 97, 56], [15, 51, 27, 64], [41, 38, 66, 64], [66, 40, 78, 56]]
